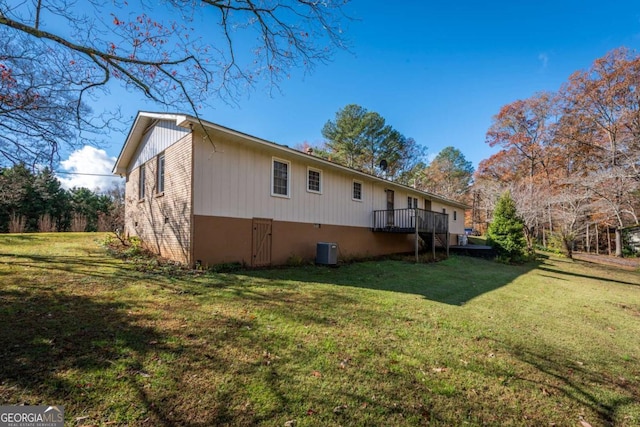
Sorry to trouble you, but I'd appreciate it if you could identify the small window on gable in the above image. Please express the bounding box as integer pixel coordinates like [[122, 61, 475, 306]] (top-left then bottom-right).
[[453, 210, 457, 221], [139, 164, 146, 200], [157, 153, 165, 194], [352, 180, 363, 201], [442, 208, 446, 214], [307, 167, 322, 194], [272, 158, 290, 197]]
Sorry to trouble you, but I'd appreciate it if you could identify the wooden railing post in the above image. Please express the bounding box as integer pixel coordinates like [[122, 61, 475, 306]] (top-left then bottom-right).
[[414, 209, 419, 263]]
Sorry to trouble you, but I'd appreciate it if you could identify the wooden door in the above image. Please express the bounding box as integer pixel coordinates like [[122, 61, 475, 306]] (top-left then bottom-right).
[[386, 189, 395, 226], [252, 218, 272, 267]]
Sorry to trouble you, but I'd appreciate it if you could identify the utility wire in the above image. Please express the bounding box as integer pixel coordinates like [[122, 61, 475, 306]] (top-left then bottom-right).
[[55, 171, 121, 177]]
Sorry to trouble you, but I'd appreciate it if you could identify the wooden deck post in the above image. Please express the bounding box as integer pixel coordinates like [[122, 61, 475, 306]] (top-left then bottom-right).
[[429, 212, 434, 259], [414, 212, 419, 263], [446, 233, 450, 257]]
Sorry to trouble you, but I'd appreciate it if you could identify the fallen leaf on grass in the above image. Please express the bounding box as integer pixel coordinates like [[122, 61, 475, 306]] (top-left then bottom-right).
[[311, 370, 322, 378], [432, 367, 448, 373], [333, 404, 347, 414], [306, 409, 317, 416]]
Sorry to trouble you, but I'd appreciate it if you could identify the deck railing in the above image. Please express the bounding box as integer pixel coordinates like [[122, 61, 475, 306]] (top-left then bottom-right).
[[372, 208, 448, 234]]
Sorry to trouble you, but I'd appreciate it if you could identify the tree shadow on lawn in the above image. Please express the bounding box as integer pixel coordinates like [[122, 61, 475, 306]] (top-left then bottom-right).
[[0, 288, 169, 419], [244, 255, 541, 306], [537, 265, 640, 287], [0, 287, 270, 426], [0, 251, 208, 291], [503, 340, 640, 425]]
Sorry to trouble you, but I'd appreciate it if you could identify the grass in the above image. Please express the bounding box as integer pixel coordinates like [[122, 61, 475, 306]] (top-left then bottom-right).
[[0, 233, 639, 426]]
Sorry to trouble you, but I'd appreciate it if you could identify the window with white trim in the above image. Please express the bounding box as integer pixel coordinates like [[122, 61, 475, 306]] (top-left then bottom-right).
[[138, 164, 146, 200], [352, 180, 363, 201], [408, 197, 418, 208], [157, 153, 165, 194], [271, 158, 290, 197], [307, 167, 322, 194]]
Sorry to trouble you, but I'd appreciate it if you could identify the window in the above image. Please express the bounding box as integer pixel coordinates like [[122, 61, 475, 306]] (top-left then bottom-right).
[[352, 180, 363, 201], [272, 158, 290, 197], [453, 210, 457, 221], [157, 153, 165, 194], [307, 167, 322, 194], [408, 197, 418, 208], [138, 164, 146, 200], [442, 208, 447, 214]]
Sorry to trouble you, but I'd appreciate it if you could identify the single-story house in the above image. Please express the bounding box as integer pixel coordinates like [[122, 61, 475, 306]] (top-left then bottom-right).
[[113, 112, 469, 267]]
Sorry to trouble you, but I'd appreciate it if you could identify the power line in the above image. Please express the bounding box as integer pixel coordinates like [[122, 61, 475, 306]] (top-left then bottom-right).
[[55, 171, 121, 177]]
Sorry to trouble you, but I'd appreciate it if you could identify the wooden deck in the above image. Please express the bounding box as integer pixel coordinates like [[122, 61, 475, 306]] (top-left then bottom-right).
[[372, 208, 448, 234], [450, 244, 495, 257], [373, 208, 450, 260]]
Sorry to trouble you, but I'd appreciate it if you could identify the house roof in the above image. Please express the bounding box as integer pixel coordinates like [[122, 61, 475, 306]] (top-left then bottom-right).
[[113, 111, 470, 210]]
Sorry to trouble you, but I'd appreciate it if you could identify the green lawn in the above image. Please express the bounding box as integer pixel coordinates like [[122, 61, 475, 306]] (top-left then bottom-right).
[[0, 233, 639, 426]]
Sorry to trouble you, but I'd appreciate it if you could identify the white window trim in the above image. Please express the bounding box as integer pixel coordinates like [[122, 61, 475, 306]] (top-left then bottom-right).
[[271, 157, 291, 198], [306, 166, 322, 194], [352, 179, 363, 202]]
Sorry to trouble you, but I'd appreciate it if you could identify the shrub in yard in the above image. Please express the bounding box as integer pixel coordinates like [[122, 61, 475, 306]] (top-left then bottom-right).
[[487, 191, 527, 263]]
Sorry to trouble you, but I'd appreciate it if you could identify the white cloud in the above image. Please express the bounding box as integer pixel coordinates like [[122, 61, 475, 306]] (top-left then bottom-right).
[[58, 145, 123, 191], [538, 52, 549, 69]]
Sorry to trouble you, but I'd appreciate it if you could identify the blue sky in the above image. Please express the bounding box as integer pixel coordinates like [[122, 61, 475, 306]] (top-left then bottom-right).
[[61, 0, 640, 189]]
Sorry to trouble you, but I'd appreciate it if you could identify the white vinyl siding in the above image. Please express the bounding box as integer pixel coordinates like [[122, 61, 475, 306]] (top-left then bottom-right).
[[191, 132, 466, 229], [193, 135, 381, 226], [271, 158, 290, 197], [130, 120, 190, 171]]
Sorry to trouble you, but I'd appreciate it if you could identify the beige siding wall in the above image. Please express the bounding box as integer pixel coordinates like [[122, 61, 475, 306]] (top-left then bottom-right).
[[192, 132, 466, 229], [125, 133, 193, 264], [193, 133, 379, 227], [430, 201, 466, 243]]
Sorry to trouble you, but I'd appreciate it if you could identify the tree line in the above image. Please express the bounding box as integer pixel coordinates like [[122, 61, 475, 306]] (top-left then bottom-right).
[[474, 47, 640, 257], [0, 164, 123, 233], [305, 103, 475, 202]]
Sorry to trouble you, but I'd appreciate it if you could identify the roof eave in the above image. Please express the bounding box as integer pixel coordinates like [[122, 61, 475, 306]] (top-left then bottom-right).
[[114, 112, 471, 210]]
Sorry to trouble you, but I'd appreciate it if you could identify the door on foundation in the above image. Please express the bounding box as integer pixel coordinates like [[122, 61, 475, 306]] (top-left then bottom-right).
[[252, 218, 272, 267]]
